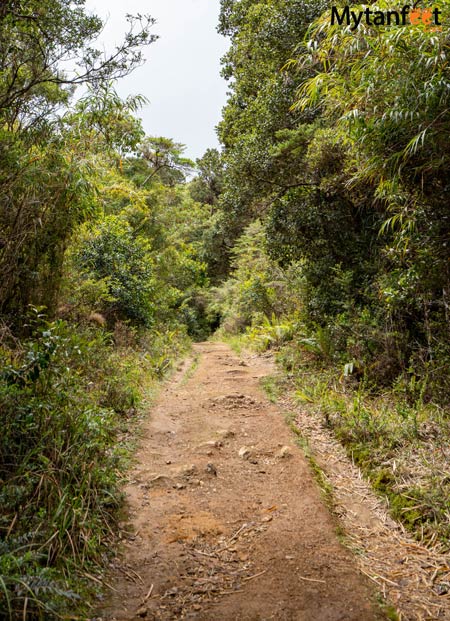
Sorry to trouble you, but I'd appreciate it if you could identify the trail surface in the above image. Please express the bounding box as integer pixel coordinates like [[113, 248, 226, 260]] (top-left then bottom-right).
[[98, 343, 385, 621]]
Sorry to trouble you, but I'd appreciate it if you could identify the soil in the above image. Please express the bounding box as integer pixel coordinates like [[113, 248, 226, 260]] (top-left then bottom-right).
[[96, 342, 386, 621]]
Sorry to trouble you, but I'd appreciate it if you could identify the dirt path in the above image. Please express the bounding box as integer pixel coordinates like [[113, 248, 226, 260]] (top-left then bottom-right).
[[97, 343, 386, 621]]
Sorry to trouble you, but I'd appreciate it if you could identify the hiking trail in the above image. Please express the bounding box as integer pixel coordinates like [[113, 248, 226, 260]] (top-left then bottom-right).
[[97, 342, 385, 621]]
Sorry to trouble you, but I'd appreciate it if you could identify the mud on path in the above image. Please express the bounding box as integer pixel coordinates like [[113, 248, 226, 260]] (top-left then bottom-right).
[[97, 343, 386, 621]]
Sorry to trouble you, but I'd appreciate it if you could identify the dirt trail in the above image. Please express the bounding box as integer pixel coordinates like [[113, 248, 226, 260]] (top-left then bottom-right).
[[97, 343, 386, 621]]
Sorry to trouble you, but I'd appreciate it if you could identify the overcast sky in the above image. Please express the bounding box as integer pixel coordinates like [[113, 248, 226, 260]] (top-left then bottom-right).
[[85, 0, 230, 161]]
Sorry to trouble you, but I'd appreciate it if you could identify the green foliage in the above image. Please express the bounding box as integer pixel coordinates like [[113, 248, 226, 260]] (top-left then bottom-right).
[[214, 0, 449, 402], [0, 317, 120, 618], [60, 158, 213, 338], [0, 308, 189, 619], [244, 314, 298, 352], [73, 216, 158, 327], [209, 221, 301, 333], [188, 148, 224, 207], [64, 84, 147, 157], [0, 129, 98, 322], [132, 137, 195, 188], [214, 0, 329, 262], [288, 0, 450, 398], [0, 0, 157, 326]]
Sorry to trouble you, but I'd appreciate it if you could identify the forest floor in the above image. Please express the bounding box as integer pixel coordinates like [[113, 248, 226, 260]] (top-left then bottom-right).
[[95, 342, 387, 621]]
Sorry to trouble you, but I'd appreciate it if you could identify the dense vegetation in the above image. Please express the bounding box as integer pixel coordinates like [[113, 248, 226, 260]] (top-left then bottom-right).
[[0, 2, 214, 618], [213, 0, 449, 400], [1, 0, 449, 618], [207, 0, 449, 551]]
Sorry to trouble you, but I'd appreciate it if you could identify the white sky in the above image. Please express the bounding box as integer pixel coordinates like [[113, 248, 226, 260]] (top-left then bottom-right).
[[84, 0, 229, 161]]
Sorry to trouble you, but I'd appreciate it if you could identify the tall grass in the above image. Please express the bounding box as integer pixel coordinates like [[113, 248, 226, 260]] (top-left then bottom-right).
[[0, 314, 188, 619], [278, 338, 450, 550]]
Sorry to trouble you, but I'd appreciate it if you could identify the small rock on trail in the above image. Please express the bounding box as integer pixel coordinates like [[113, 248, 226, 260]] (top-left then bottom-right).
[[97, 342, 386, 621]]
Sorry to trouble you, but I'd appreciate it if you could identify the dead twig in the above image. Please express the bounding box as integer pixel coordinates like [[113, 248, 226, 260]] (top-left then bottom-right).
[[192, 548, 217, 558], [243, 570, 267, 582], [143, 584, 154, 602], [214, 522, 255, 554], [117, 565, 144, 584], [298, 576, 326, 584], [229, 523, 249, 542], [83, 572, 120, 594]]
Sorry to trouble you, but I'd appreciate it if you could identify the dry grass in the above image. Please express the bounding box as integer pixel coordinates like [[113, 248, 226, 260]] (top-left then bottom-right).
[[281, 390, 450, 620]]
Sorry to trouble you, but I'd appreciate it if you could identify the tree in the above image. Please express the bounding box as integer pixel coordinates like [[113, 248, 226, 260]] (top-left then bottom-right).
[[214, 0, 328, 269], [0, 1, 157, 327], [73, 216, 158, 326], [291, 0, 450, 392], [214, 0, 449, 395], [189, 148, 224, 207], [0, 1, 156, 131], [135, 137, 195, 187]]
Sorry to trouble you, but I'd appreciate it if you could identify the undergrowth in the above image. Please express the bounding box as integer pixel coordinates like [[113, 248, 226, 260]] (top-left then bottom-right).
[[0, 311, 189, 619], [282, 351, 450, 549], [225, 326, 450, 552]]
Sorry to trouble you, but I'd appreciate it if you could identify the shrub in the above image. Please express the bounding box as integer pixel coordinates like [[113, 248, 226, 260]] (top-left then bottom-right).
[[0, 313, 159, 619]]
